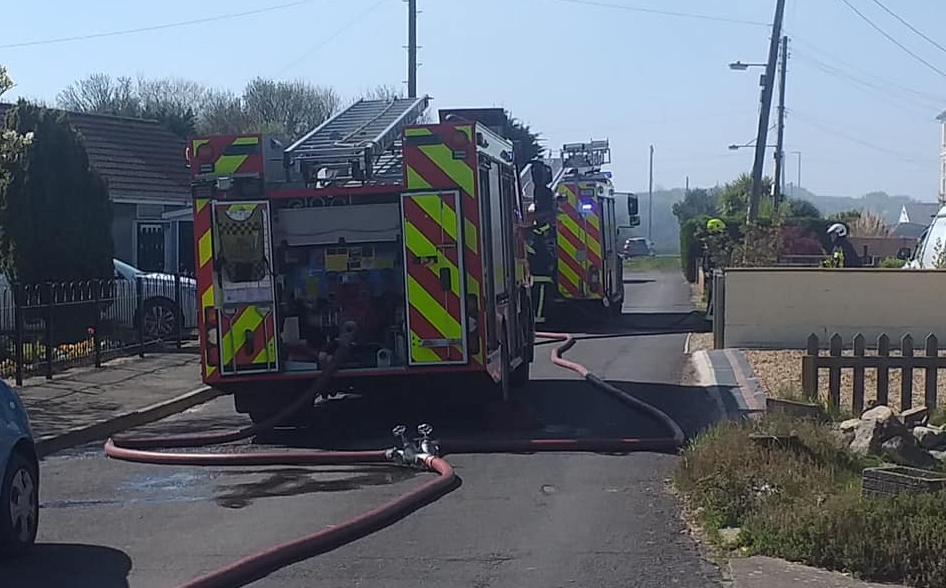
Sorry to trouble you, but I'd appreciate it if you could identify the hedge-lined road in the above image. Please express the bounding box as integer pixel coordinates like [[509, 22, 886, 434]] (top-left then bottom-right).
[[7, 269, 725, 588]]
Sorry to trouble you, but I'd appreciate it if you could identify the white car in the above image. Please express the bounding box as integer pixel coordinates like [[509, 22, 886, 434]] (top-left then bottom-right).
[[0, 260, 198, 340]]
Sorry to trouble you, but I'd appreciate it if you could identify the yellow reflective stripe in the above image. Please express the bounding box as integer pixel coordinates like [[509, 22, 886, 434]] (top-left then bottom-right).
[[586, 210, 600, 231], [410, 339, 443, 363], [214, 155, 247, 175], [198, 231, 213, 267], [403, 221, 462, 300], [456, 124, 473, 141], [205, 364, 217, 377], [253, 337, 277, 365], [407, 275, 462, 337], [406, 165, 432, 190], [558, 185, 577, 206], [418, 144, 475, 196], [464, 218, 478, 254], [556, 222, 583, 259], [196, 198, 209, 214], [557, 260, 581, 290], [233, 136, 260, 145], [412, 193, 459, 243], [405, 127, 433, 136], [201, 286, 214, 310], [220, 307, 268, 366]]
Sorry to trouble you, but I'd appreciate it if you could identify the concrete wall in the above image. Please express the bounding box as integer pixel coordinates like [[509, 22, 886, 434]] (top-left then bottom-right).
[[722, 268, 946, 349]]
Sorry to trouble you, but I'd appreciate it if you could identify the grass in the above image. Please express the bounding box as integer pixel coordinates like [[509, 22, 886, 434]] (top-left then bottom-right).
[[624, 255, 680, 271], [674, 415, 946, 587]]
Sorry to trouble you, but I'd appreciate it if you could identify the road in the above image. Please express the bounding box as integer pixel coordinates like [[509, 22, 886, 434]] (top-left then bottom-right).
[[6, 269, 725, 588]]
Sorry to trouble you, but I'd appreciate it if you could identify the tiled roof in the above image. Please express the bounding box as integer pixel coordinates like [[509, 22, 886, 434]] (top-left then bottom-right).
[[0, 103, 189, 204], [902, 202, 939, 224]]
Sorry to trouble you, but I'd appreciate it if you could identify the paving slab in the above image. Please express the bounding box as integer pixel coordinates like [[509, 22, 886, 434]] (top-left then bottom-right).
[[730, 556, 908, 588]]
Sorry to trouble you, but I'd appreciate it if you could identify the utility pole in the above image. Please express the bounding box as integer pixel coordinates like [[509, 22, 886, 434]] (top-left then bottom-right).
[[772, 35, 788, 208], [747, 0, 787, 221], [648, 145, 654, 241], [407, 0, 418, 98]]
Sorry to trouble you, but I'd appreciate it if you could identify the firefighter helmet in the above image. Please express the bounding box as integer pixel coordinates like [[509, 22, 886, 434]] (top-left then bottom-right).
[[827, 222, 848, 239]]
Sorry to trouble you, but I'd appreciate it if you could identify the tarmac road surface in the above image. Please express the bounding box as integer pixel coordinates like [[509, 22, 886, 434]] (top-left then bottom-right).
[[6, 269, 725, 588]]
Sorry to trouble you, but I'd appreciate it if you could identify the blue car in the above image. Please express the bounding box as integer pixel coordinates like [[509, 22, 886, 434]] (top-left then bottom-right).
[[0, 380, 38, 553]]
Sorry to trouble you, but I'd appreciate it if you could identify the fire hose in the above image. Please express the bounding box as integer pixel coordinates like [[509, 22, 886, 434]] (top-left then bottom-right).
[[104, 323, 686, 588]]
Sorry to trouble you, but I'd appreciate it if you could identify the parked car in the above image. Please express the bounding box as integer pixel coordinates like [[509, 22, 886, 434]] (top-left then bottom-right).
[[109, 260, 199, 339], [621, 237, 656, 259], [0, 259, 198, 340], [0, 380, 38, 552]]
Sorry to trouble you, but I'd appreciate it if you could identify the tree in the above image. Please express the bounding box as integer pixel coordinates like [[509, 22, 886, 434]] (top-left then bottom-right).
[[0, 65, 12, 99], [0, 100, 114, 286], [716, 173, 773, 218], [672, 187, 717, 224], [236, 78, 340, 141], [786, 198, 821, 218], [359, 84, 403, 101], [502, 112, 544, 170], [57, 73, 197, 138]]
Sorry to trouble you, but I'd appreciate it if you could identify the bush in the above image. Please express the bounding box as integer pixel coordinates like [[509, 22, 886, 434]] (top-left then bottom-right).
[[880, 257, 907, 268], [680, 215, 709, 282], [675, 417, 946, 587]]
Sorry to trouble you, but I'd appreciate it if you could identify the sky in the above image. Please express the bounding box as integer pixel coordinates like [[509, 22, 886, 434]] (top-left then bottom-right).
[[2, 0, 944, 201]]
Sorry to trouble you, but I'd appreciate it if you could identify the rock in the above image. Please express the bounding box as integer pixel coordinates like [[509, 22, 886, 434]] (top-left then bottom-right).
[[902, 406, 930, 428], [881, 436, 937, 470], [837, 419, 861, 445], [718, 527, 741, 548], [861, 405, 900, 422], [849, 412, 909, 456], [913, 425, 946, 449]]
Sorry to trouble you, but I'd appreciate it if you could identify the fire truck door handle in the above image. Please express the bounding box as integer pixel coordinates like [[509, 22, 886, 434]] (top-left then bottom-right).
[[439, 267, 452, 291], [244, 329, 255, 354]]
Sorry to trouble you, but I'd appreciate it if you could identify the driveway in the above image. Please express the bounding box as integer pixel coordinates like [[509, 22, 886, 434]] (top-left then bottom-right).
[[5, 268, 724, 588]]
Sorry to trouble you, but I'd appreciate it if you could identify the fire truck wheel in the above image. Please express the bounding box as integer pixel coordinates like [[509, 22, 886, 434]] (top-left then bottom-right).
[[499, 326, 512, 402], [509, 357, 530, 389]]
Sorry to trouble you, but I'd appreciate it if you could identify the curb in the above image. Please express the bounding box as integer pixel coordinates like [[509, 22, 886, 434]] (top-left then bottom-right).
[[35, 386, 222, 458], [689, 349, 768, 421]]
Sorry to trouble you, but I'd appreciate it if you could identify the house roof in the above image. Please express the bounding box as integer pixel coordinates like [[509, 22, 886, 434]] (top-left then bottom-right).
[[0, 103, 189, 204], [890, 221, 928, 240], [901, 202, 940, 224]]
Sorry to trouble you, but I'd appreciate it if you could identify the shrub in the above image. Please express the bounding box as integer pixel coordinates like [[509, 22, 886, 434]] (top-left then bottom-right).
[[675, 417, 946, 587], [680, 215, 709, 282]]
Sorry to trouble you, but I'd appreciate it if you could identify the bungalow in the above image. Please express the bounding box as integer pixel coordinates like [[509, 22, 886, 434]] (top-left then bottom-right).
[[0, 103, 194, 274], [890, 202, 940, 240]]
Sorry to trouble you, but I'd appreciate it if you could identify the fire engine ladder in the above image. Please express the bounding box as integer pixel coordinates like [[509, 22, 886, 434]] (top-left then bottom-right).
[[562, 139, 611, 176], [285, 95, 431, 186], [519, 157, 566, 205]]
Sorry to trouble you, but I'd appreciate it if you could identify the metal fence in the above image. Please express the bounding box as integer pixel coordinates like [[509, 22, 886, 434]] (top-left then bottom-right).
[[0, 272, 199, 384], [801, 332, 946, 414]]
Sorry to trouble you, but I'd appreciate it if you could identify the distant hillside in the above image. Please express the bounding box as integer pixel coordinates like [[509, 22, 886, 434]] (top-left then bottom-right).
[[621, 186, 935, 255]]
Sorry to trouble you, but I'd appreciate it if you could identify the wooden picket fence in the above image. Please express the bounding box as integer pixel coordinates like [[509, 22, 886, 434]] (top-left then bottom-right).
[[801, 333, 946, 413]]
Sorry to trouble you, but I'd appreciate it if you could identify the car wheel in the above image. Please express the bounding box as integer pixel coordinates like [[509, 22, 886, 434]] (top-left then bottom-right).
[[141, 299, 179, 339], [0, 451, 39, 553]]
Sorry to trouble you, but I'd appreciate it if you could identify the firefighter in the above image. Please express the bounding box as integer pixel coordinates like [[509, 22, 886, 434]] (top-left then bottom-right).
[[527, 161, 557, 323], [826, 222, 863, 267]]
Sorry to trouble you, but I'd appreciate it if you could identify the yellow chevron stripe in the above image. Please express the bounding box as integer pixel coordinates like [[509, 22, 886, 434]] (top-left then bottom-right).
[[407, 275, 462, 337], [558, 214, 587, 253], [418, 144, 475, 196], [201, 286, 215, 310], [412, 192, 459, 243], [403, 221, 462, 300], [406, 165, 432, 190], [409, 335, 443, 363], [198, 230, 213, 267], [233, 136, 260, 145], [464, 217, 478, 254], [253, 336, 277, 365], [196, 198, 209, 214], [214, 155, 248, 175], [405, 127, 433, 136], [220, 306, 273, 367], [557, 258, 581, 291]]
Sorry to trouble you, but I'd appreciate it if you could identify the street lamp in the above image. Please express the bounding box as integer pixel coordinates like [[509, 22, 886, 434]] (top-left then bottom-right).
[[728, 143, 776, 150], [728, 61, 767, 71]]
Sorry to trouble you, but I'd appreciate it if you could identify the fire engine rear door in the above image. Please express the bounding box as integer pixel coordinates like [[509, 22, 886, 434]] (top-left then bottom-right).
[[400, 190, 468, 365], [211, 201, 280, 375]]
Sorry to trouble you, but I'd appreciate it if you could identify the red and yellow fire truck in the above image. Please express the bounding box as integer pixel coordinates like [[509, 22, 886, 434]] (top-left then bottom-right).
[[522, 140, 638, 323], [186, 98, 535, 421]]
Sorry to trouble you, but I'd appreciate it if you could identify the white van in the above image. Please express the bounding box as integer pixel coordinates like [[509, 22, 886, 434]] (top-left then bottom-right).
[[906, 204, 946, 268]]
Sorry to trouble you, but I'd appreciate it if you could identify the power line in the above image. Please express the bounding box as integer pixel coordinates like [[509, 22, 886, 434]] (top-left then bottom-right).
[[276, 0, 386, 77], [793, 51, 940, 115], [835, 0, 946, 79], [0, 0, 322, 49], [545, 0, 769, 26], [866, 0, 946, 56], [790, 108, 933, 163], [789, 34, 944, 104]]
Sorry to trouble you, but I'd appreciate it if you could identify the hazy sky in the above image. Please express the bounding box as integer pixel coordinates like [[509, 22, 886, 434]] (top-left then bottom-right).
[[2, 0, 944, 200]]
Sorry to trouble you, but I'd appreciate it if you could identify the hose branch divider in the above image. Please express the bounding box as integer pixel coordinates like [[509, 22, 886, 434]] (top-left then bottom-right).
[[103, 324, 686, 588]]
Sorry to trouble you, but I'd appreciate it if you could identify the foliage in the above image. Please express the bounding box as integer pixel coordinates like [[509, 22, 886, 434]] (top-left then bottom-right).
[[930, 238, 946, 269], [0, 65, 13, 98], [679, 215, 709, 282], [849, 209, 891, 237], [879, 256, 906, 268], [671, 188, 717, 224], [674, 417, 946, 588], [503, 111, 544, 170], [57, 73, 341, 141], [0, 100, 114, 285], [786, 198, 821, 218], [716, 173, 773, 218]]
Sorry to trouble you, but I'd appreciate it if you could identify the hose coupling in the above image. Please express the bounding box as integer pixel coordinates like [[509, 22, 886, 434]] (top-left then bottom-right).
[[387, 423, 440, 469]]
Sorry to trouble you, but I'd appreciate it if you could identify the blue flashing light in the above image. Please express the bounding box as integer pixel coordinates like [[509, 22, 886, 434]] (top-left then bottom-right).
[[602, 171, 612, 178], [579, 200, 594, 213]]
